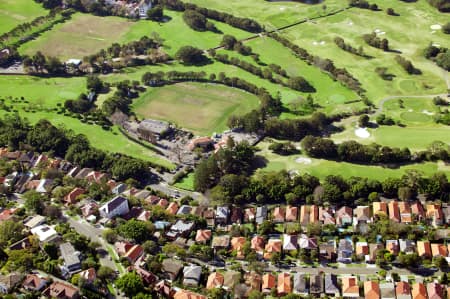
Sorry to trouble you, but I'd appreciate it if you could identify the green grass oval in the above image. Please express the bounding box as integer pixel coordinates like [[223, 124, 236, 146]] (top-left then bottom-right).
[[400, 111, 431, 123]]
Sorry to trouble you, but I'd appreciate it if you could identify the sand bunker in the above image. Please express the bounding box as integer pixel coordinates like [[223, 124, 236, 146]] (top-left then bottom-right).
[[378, 31, 386, 35], [422, 109, 435, 116], [432, 43, 441, 47], [355, 127, 370, 139], [279, 7, 286, 11], [296, 157, 312, 165], [313, 41, 318, 45], [430, 24, 442, 30], [374, 29, 381, 33], [320, 41, 325, 45], [408, 109, 413, 112]]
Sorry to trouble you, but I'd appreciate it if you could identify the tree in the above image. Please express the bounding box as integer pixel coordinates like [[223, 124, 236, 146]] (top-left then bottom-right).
[[221, 35, 238, 50], [0, 220, 24, 247], [287, 76, 315, 92], [358, 114, 370, 128], [118, 219, 153, 243], [23, 190, 45, 214], [86, 75, 105, 93], [97, 266, 115, 281], [147, 5, 164, 21], [175, 46, 207, 65], [115, 272, 144, 298], [443, 22, 450, 34], [102, 229, 117, 243]]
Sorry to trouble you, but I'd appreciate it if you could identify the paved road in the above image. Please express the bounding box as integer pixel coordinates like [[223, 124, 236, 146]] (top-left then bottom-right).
[[66, 217, 120, 273]]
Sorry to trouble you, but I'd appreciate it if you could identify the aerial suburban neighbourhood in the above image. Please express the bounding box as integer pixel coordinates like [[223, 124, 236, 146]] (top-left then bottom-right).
[[0, 0, 449, 298]]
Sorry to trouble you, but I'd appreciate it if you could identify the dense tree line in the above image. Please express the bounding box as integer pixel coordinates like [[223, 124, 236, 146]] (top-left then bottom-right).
[[348, 0, 379, 10], [395, 55, 422, 75], [334, 37, 368, 57], [0, 115, 158, 179], [424, 44, 450, 71], [427, 0, 450, 12], [220, 35, 253, 56], [182, 9, 218, 32], [362, 32, 389, 51], [35, 0, 113, 16], [23, 51, 65, 74], [160, 0, 263, 33], [175, 46, 207, 64], [268, 33, 364, 94], [302, 136, 449, 164]]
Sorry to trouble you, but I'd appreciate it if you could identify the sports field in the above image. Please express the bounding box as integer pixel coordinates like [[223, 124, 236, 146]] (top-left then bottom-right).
[[281, 0, 449, 104], [0, 76, 175, 169], [257, 141, 450, 180], [19, 10, 252, 60], [132, 82, 260, 135], [0, 0, 47, 35], [188, 0, 347, 29]]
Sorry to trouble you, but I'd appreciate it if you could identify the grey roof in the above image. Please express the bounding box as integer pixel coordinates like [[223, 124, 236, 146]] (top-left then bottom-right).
[[324, 274, 340, 295], [59, 243, 81, 271], [134, 190, 151, 200], [293, 273, 307, 294], [170, 220, 194, 233], [380, 282, 396, 299], [310, 274, 324, 294], [177, 205, 192, 215], [101, 196, 128, 214], [256, 206, 268, 224], [24, 215, 46, 228], [399, 239, 416, 253], [138, 119, 170, 135], [74, 168, 92, 179], [162, 259, 183, 280], [182, 265, 202, 286], [216, 206, 230, 219]]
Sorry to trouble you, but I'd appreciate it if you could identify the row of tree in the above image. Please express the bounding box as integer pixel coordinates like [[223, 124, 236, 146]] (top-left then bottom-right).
[[334, 36, 368, 58], [424, 44, 450, 71], [268, 33, 364, 94], [0, 115, 158, 179], [302, 136, 450, 164], [395, 55, 422, 75], [182, 9, 218, 32], [362, 32, 389, 51], [159, 0, 263, 33], [348, 0, 379, 11]]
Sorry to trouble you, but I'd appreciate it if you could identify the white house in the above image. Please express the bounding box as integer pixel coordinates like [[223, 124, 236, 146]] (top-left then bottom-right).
[[99, 196, 129, 219], [30, 225, 59, 242]]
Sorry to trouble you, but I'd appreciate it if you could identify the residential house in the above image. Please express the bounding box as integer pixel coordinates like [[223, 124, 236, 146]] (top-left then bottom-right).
[[203, 208, 215, 227], [283, 234, 298, 251], [162, 259, 183, 281], [286, 205, 298, 222], [365, 281, 381, 299], [273, 206, 285, 223], [277, 273, 292, 296], [324, 274, 340, 297], [230, 207, 243, 224], [79, 268, 96, 285], [206, 272, 224, 290], [389, 201, 401, 223], [195, 230, 212, 244], [166, 220, 194, 240], [319, 207, 336, 225], [417, 241, 432, 258], [24, 215, 46, 229], [36, 179, 53, 193], [0, 273, 23, 294], [262, 273, 276, 294], [264, 239, 282, 259], [31, 225, 59, 242], [177, 205, 192, 216], [293, 273, 308, 295], [244, 207, 256, 223], [396, 281, 412, 299], [64, 187, 85, 205], [256, 206, 268, 225], [310, 274, 324, 295], [115, 241, 133, 256], [216, 206, 230, 225], [154, 280, 174, 298], [223, 271, 241, 290], [373, 202, 388, 217], [342, 276, 359, 298], [300, 205, 310, 226], [188, 137, 214, 151], [0, 208, 17, 222], [320, 240, 337, 263], [183, 265, 202, 287], [133, 266, 157, 286], [298, 234, 318, 250], [166, 202, 179, 215], [231, 237, 246, 259], [42, 281, 79, 299], [427, 283, 444, 299], [99, 196, 129, 219], [427, 204, 444, 227], [173, 289, 206, 299], [22, 274, 48, 291], [380, 282, 396, 299], [251, 236, 265, 255], [411, 201, 425, 221], [112, 183, 127, 195], [211, 235, 230, 250], [386, 240, 400, 255], [60, 242, 82, 274], [412, 283, 428, 299], [245, 271, 262, 295], [399, 239, 416, 254], [442, 204, 450, 224], [337, 239, 353, 263], [431, 243, 448, 257], [124, 245, 144, 263], [399, 202, 412, 224], [137, 210, 151, 222], [353, 205, 371, 233], [355, 241, 369, 258], [74, 168, 92, 180], [80, 202, 98, 218], [336, 206, 353, 227]]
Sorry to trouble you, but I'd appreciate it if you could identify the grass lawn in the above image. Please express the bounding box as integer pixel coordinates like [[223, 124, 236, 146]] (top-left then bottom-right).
[[20, 10, 252, 60], [0, 0, 47, 35], [0, 76, 175, 169], [188, 0, 348, 29], [173, 173, 195, 191], [256, 140, 450, 180], [281, 0, 449, 105], [132, 82, 260, 135]]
